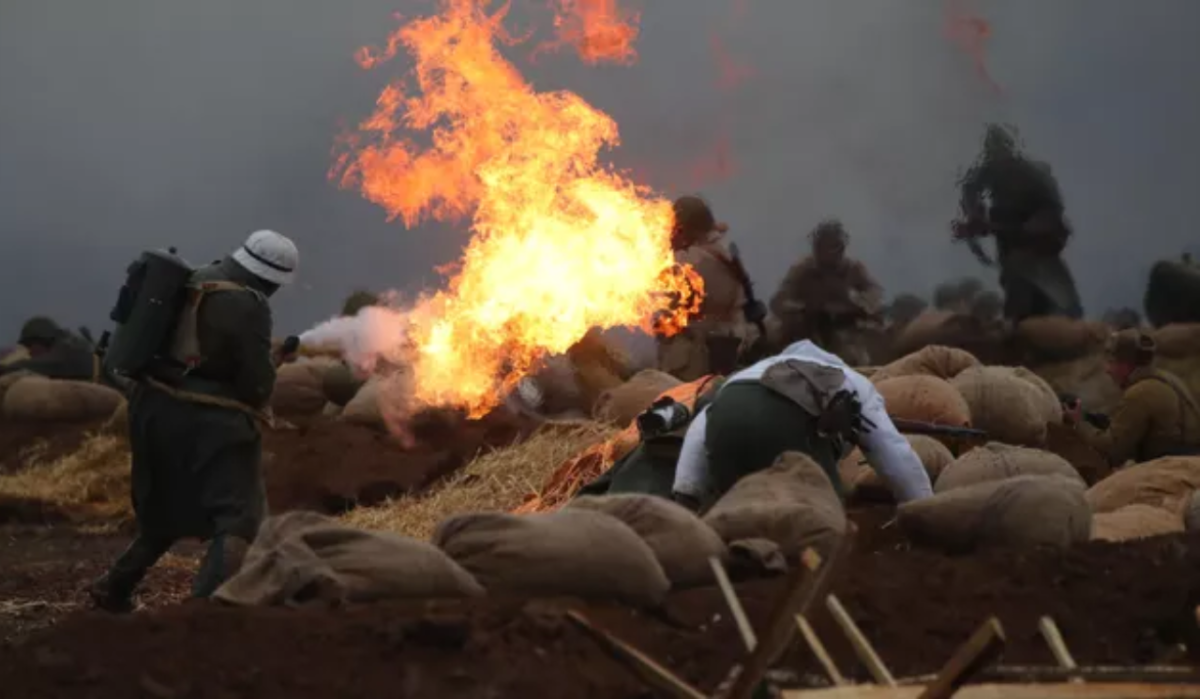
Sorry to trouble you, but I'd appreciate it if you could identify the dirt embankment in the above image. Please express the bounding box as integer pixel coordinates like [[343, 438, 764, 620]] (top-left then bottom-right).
[[2, 515, 1197, 699]]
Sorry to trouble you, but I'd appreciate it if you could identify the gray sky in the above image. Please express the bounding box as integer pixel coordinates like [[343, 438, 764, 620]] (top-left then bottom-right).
[[2, 0, 1197, 340]]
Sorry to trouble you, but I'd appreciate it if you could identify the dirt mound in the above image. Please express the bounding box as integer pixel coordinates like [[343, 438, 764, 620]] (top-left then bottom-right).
[[3, 527, 1198, 697], [0, 420, 102, 475], [262, 411, 534, 514]]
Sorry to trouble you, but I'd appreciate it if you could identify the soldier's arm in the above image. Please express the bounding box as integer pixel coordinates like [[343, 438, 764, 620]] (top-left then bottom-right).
[[1077, 384, 1156, 467], [769, 261, 807, 317], [958, 164, 987, 214], [849, 262, 884, 312], [211, 291, 277, 409]]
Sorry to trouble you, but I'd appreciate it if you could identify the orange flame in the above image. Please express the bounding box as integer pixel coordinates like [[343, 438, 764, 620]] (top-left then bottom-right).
[[333, 0, 699, 417], [546, 0, 639, 65]]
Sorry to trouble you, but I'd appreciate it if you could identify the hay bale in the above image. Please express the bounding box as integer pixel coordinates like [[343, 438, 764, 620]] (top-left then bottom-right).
[[872, 345, 980, 383], [272, 357, 340, 416], [1032, 354, 1122, 417], [898, 475, 1091, 553], [703, 452, 846, 560], [594, 370, 683, 427], [0, 434, 132, 521], [1015, 317, 1109, 362], [843, 435, 954, 502], [951, 366, 1050, 446], [569, 494, 727, 587], [875, 375, 971, 427], [1090, 504, 1184, 542], [215, 512, 484, 606], [433, 509, 669, 606], [343, 421, 616, 539], [1086, 456, 1200, 515], [936, 442, 1082, 492], [2, 376, 124, 422], [1153, 324, 1200, 359]]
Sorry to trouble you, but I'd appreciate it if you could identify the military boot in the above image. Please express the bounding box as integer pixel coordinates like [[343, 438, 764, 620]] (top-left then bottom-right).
[[88, 535, 172, 613], [192, 535, 250, 598]]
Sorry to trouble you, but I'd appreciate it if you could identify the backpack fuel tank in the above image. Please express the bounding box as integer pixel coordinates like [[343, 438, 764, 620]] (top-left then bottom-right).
[[103, 249, 195, 379]]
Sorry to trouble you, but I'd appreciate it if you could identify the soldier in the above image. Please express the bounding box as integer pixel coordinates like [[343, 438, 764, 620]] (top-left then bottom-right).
[[954, 123, 1082, 322], [90, 230, 300, 612], [886, 293, 928, 329], [656, 196, 754, 381], [1065, 329, 1200, 466], [769, 220, 883, 365], [0, 316, 97, 381]]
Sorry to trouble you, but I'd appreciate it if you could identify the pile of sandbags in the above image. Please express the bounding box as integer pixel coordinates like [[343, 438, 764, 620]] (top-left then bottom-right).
[[936, 443, 1082, 492], [891, 311, 957, 357], [1031, 353, 1122, 418], [840, 435, 954, 502], [593, 369, 683, 428], [703, 452, 847, 560], [1, 376, 124, 422], [871, 345, 980, 383], [1085, 456, 1200, 515], [0, 345, 29, 366], [433, 509, 670, 606], [1090, 504, 1184, 543], [340, 373, 413, 431], [215, 512, 484, 606], [321, 361, 366, 408], [951, 366, 1060, 446], [569, 494, 726, 587], [898, 475, 1092, 553], [1014, 317, 1109, 363], [271, 357, 341, 416], [568, 330, 636, 413], [875, 375, 972, 427]]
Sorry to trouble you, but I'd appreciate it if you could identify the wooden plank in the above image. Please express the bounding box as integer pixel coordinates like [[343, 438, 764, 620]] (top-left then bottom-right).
[[782, 683, 1200, 698], [567, 610, 706, 699], [796, 613, 848, 687], [710, 555, 757, 652], [900, 666, 1200, 685], [915, 617, 1006, 699], [1038, 616, 1081, 683], [826, 594, 896, 687], [726, 530, 853, 699]]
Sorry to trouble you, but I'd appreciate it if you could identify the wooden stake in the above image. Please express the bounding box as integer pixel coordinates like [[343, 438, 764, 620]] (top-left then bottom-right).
[[796, 613, 848, 687], [710, 556, 758, 652], [567, 610, 706, 699], [826, 594, 896, 687], [726, 529, 854, 699], [915, 617, 1006, 699], [1039, 616, 1082, 683]]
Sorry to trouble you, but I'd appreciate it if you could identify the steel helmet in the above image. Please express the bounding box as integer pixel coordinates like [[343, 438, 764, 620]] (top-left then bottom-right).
[[232, 230, 298, 286]]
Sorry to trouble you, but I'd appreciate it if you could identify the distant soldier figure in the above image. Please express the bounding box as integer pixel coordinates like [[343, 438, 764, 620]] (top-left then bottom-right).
[[885, 293, 928, 329], [770, 220, 883, 365], [656, 196, 755, 381], [0, 317, 97, 381], [1065, 330, 1200, 466], [953, 123, 1083, 322]]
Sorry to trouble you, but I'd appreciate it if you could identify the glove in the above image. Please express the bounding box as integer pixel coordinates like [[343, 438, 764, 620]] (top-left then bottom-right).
[[816, 390, 876, 444], [744, 299, 767, 325]]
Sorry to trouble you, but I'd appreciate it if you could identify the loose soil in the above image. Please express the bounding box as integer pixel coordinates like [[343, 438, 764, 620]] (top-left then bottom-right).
[[2, 509, 1198, 698]]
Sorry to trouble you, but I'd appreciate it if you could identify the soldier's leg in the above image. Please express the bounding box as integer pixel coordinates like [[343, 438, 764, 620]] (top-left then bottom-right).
[[90, 533, 174, 612], [192, 433, 265, 599]]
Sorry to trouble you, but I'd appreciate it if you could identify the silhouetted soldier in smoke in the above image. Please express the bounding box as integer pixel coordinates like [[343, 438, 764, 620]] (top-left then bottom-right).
[[953, 124, 1083, 323]]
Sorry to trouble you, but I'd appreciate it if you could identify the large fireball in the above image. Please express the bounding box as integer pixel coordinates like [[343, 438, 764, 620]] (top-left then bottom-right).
[[332, 0, 699, 417]]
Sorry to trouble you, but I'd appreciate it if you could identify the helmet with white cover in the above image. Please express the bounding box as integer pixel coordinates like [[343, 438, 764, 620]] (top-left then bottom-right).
[[231, 230, 298, 286]]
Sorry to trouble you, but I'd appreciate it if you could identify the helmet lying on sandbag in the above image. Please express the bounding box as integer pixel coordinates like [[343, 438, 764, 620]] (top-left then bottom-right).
[[1144, 259, 1200, 327], [103, 248, 196, 380]]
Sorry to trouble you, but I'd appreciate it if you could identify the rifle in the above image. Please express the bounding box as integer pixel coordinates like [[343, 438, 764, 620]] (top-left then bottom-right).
[[889, 418, 987, 439], [725, 242, 768, 340]]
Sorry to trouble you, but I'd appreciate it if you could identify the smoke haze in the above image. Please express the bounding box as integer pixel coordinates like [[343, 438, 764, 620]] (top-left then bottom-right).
[[2, 0, 1197, 340]]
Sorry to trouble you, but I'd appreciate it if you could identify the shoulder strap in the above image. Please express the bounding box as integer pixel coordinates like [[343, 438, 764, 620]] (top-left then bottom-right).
[[1136, 372, 1200, 438], [169, 281, 254, 370], [697, 243, 750, 287]]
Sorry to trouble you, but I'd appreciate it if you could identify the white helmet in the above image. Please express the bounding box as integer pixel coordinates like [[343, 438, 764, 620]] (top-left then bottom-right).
[[232, 230, 298, 286]]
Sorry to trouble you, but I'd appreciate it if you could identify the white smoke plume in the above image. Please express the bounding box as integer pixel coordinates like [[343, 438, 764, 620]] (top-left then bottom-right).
[[298, 303, 413, 374]]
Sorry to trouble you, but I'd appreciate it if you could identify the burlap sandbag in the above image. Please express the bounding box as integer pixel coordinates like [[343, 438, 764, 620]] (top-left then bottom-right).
[[842, 435, 955, 502], [0, 346, 29, 366], [271, 357, 340, 416], [1086, 457, 1200, 514], [341, 377, 384, 426], [1011, 367, 1065, 427], [898, 475, 1091, 553], [1090, 504, 1185, 543], [0, 369, 33, 405], [892, 311, 956, 356], [321, 361, 365, 408], [1184, 491, 1200, 531], [2, 376, 123, 422], [936, 442, 1082, 493], [594, 370, 683, 427], [1153, 324, 1200, 359], [951, 366, 1049, 446], [871, 345, 980, 383], [703, 452, 847, 560], [433, 510, 670, 606], [569, 494, 727, 587], [1015, 317, 1109, 363], [215, 511, 484, 606], [875, 375, 971, 427], [1032, 353, 1123, 417]]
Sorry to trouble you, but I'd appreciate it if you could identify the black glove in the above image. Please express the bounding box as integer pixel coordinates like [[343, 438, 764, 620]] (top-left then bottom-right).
[[816, 389, 876, 444]]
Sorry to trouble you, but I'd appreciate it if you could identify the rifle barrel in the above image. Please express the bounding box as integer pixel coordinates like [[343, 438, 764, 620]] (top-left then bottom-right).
[[890, 417, 988, 438]]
